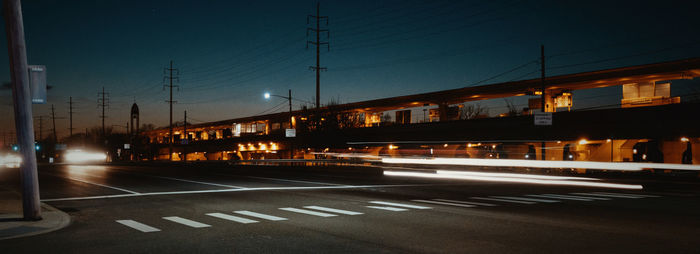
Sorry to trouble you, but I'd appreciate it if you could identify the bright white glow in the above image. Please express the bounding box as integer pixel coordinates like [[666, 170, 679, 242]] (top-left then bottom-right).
[[264, 92, 271, 99], [0, 153, 22, 168], [681, 137, 689, 142], [64, 150, 107, 163], [578, 139, 588, 145], [383, 170, 643, 189], [435, 170, 598, 181], [382, 157, 700, 171]]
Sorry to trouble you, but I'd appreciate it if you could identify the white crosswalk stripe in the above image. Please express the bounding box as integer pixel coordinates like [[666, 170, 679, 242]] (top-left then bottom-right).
[[234, 211, 288, 221], [491, 196, 560, 203], [366, 206, 408, 211], [206, 213, 259, 224], [471, 197, 535, 204], [116, 220, 161, 232], [163, 216, 211, 228], [279, 207, 337, 217], [368, 201, 432, 209], [304, 206, 363, 215], [433, 199, 498, 206], [411, 199, 475, 208], [526, 194, 595, 201]]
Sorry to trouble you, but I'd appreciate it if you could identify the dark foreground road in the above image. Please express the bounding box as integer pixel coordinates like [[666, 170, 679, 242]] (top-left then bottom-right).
[[1, 163, 699, 253]]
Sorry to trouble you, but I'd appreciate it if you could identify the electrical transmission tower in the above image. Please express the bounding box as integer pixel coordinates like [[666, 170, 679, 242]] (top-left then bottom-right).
[[98, 87, 110, 138], [163, 60, 179, 161], [307, 2, 329, 110]]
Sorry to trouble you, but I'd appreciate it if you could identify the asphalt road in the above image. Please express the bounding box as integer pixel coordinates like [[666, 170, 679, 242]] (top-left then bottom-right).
[[1, 163, 699, 253]]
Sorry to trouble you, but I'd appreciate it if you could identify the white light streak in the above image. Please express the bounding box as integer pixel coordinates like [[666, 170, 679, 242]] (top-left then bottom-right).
[[382, 157, 700, 171], [64, 150, 107, 163], [383, 170, 643, 189]]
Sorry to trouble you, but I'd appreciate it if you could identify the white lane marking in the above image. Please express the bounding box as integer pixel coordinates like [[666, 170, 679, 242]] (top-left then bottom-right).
[[41, 183, 437, 202], [433, 199, 498, 207], [304, 206, 363, 215], [151, 175, 246, 189], [491, 196, 559, 203], [64, 176, 140, 194], [116, 220, 160, 232], [471, 197, 535, 204], [279, 207, 337, 217], [368, 201, 432, 209], [411, 199, 475, 208], [366, 206, 408, 211], [526, 194, 594, 201], [234, 211, 288, 221], [595, 192, 659, 198], [163, 216, 211, 228], [206, 213, 258, 224], [245, 175, 343, 186]]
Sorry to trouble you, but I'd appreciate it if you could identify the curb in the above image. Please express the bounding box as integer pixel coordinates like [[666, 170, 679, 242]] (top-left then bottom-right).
[[0, 203, 71, 240]]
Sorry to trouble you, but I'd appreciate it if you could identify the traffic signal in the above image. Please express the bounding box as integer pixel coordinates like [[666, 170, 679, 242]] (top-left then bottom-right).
[[12, 144, 19, 151]]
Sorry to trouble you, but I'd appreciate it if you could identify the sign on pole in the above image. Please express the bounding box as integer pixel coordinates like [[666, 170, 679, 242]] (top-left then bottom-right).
[[285, 128, 296, 137], [28, 65, 46, 104], [534, 112, 552, 126]]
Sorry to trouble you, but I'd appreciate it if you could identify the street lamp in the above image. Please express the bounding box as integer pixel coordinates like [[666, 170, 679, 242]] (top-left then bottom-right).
[[264, 89, 294, 159]]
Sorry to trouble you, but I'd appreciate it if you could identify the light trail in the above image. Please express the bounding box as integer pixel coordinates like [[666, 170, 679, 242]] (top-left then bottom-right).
[[382, 157, 700, 171]]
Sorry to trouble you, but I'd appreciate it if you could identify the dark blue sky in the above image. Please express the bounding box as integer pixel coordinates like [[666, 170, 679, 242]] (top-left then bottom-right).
[[2, 0, 700, 138]]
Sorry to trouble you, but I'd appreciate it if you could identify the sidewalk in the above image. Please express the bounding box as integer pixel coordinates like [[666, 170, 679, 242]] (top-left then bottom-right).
[[0, 186, 71, 240]]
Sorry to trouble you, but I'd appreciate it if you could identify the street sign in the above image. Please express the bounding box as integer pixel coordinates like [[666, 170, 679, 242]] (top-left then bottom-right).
[[534, 112, 552, 126], [28, 65, 46, 104], [285, 128, 296, 137]]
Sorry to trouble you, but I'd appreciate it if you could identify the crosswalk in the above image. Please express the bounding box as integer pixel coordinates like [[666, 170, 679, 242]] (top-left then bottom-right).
[[115, 192, 662, 233]]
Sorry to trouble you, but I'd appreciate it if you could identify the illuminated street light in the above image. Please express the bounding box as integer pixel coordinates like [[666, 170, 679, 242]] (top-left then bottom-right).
[[263, 92, 271, 99]]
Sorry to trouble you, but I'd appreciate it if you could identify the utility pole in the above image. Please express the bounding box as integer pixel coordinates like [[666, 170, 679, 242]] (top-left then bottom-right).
[[163, 60, 179, 161], [4, 0, 41, 220], [34, 115, 47, 141], [98, 87, 109, 139], [50, 104, 65, 143], [183, 110, 187, 162], [288, 89, 293, 159], [307, 2, 329, 110], [540, 45, 546, 161], [68, 96, 75, 137]]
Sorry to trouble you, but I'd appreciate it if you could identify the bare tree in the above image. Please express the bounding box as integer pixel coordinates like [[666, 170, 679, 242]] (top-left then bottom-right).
[[503, 99, 521, 117], [460, 103, 488, 120]]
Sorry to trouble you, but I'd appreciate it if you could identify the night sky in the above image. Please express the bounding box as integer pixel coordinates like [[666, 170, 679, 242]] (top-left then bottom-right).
[[1, 0, 700, 139]]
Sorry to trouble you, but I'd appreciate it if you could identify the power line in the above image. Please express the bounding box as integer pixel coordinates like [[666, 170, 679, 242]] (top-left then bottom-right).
[[97, 87, 109, 138]]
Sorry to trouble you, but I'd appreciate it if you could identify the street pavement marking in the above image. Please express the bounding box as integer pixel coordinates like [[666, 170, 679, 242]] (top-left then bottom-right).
[[234, 211, 288, 221], [151, 175, 246, 189], [206, 213, 259, 224], [526, 194, 595, 201], [595, 192, 659, 198], [64, 176, 140, 194], [116, 220, 161, 232], [368, 201, 432, 209], [245, 175, 343, 186], [433, 199, 498, 206], [411, 199, 475, 208], [279, 207, 337, 217], [471, 197, 535, 204], [491, 196, 560, 203], [41, 183, 438, 202], [366, 206, 408, 211], [304, 206, 363, 215], [163, 216, 211, 228]]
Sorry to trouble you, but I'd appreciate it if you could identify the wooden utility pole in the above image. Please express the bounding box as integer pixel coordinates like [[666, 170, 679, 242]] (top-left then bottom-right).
[[540, 45, 546, 161], [4, 0, 41, 220], [164, 61, 178, 161], [307, 2, 328, 109], [183, 110, 187, 162], [68, 96, 74, 137]]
